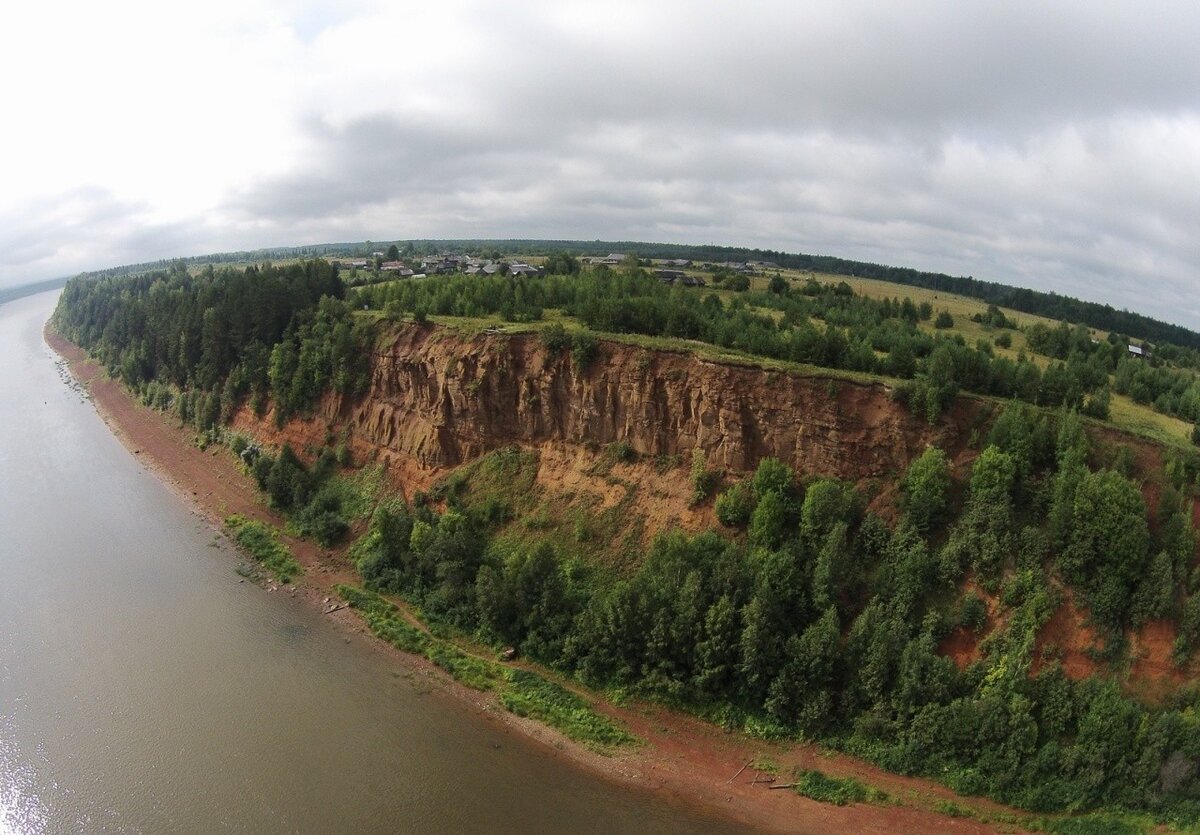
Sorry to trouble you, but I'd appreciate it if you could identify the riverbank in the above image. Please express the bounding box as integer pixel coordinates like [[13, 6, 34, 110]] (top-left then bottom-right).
[[46, 323, 1026, 834]]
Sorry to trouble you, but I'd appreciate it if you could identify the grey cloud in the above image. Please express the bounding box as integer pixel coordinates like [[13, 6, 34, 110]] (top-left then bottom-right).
[[14, 2, 1198, 331]]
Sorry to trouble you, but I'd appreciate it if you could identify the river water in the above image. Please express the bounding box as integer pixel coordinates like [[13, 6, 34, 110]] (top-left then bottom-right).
[[0, 291, 744, 834]]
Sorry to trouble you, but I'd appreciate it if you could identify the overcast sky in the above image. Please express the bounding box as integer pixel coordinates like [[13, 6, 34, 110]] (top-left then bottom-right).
[[3, 1, 1200, 326]]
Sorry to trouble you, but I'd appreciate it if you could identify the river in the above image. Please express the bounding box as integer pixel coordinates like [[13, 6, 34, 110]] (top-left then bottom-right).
[[0, 291, 745, 834]]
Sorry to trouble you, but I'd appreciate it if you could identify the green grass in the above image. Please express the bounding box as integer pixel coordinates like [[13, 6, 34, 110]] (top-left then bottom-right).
[[425, 643, 505, 691], [1106, 392, 1192, 449], [336, 584, 429, 654], [501, 668, 638, 749], [224, 515, 303, 582], [335, 583, 637, 749], [1035, 813, 1148, 835], [792, 769, 889, 806]]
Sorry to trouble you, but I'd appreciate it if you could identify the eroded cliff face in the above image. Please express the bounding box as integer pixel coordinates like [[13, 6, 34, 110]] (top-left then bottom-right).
[[233, 324, 980, 492]]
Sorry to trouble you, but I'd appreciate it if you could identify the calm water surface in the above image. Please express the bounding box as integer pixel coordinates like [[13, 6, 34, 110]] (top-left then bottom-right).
[[0, 291, 747, 834]]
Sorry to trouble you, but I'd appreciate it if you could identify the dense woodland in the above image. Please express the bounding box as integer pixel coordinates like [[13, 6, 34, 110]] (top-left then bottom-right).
[[53, 259, 1200, 825]]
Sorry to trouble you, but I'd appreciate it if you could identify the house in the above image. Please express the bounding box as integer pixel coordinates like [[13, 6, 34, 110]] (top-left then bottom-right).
[[656, 269, 687, 283], [681, 275, 707, 287], [509, 263, 540, 277], [1128, 344, 1153, 359], [600, 253, 626, 265], [663, 258, 692, 268]]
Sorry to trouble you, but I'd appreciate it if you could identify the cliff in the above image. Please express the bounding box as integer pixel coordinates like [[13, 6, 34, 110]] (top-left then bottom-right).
[[234, 323, 983, 498]]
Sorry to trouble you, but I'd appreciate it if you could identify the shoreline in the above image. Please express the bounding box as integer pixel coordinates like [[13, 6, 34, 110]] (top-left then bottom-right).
[[46, 322, 1023, 835]]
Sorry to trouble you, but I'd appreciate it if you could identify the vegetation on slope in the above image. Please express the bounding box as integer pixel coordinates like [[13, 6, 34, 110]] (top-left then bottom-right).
[[52, 255, 1200, 827]]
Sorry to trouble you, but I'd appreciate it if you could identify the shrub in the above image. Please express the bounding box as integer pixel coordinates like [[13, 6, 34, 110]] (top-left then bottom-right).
[[540, 322, 571, 353], [715, 482, 756, 527], [690, 448, 719, 505], [224, 515, 303, 583], [792, 770, 882, 806]]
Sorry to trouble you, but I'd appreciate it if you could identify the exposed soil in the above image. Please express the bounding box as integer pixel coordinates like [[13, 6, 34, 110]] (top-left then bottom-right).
[[1129, 619, 1187, 699], [1032, 590, 1102, 680], [46, 326, 1036, 834]]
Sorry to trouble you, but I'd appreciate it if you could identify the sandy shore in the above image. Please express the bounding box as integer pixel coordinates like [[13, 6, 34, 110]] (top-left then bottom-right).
[[46, 324, 1027, 835]]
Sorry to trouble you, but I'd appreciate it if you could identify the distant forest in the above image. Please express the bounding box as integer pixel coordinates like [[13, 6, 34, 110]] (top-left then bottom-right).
[[0, 276, 69, 307], [73, 238, 1200, 351]]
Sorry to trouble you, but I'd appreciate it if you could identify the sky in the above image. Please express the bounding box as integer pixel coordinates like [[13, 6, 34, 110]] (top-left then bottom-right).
[[3, 1, 1200, 326]]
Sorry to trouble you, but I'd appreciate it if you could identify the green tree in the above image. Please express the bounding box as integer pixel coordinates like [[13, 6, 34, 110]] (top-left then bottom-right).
[[1062, 469, 1150, 627], [900, 446, 951, 533], [715, 481, 756, 527]]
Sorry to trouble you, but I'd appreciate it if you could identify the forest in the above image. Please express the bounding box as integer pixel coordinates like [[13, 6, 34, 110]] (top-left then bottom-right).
[[52, 258, 1200, 826]]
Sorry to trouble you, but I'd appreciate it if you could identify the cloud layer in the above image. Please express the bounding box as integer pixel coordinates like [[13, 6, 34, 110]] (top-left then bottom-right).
[[3, 1, 1200, 326]]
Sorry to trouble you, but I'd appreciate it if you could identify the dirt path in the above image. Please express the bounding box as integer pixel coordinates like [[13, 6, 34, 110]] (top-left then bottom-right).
[[47, 326, 1030, 834]]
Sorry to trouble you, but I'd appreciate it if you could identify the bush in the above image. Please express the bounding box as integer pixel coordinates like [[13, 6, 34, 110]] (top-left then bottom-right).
[[224, 515, 303, 583], [540, 322, 571, 354], [570, 332, 598, 370], [690, 448, 719, 505], [935, 311, 954, 329], [792, 770, 882, 806], [715, 482, 756, 527]]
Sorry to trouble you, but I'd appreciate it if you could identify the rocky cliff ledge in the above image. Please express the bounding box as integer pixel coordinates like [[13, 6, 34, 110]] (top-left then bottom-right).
[[234, 324, 980, 492]]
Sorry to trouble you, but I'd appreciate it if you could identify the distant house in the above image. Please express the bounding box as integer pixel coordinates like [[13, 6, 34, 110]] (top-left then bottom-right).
[[655, 269, 687, 283], [681, 275, 707, 288], [508, 263, 539, 277], [664, 258, 692, 268], [600, 253, 626, 265], [1128, 344, 1153, 359], [380, 261, 408, 272]]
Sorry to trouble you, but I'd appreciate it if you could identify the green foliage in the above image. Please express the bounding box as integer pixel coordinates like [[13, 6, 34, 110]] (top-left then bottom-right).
[[224, 515, 303, 583], [751, 456, 795, 498], [1060, 469, 1149, 628], [792, 769, 884, 806], [690, 448, 720, 505], [500, 669, 637, 748], [900, 446, 951, 532], [425, 644, 505, 691], [337, 584, 429, 654], [714, 481, 757, 527], [748, 491, 789, 549], [934, 310, 954, 329]]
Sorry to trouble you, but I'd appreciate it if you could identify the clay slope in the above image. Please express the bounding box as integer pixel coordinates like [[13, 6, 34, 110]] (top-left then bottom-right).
[[234, 324, 981, 494]]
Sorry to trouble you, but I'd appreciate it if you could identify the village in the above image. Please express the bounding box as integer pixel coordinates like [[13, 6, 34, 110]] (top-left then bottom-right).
[[333, 249, 782, 289]]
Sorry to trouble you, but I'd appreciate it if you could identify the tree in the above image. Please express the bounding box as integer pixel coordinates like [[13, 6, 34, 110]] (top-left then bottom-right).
[[901, 446, 951, 533], [385, 244, 400, 261], [752, 456, 795, 498], [768, 274, 788, 294], [1062, 469, 1150, 627], [935, 310, 954, 329], [715, 481, 756, 527]]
